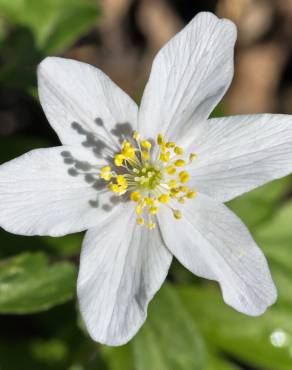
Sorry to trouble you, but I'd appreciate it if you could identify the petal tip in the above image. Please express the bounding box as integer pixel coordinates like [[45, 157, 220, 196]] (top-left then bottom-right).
[[220, 18, 238, 44], [37, 56, 68, 78], [223, 279, 278, 317]]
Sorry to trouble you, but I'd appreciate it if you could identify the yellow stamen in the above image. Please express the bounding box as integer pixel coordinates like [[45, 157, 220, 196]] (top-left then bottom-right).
[[166, 142, 175, 148], [174, 146, 184, 155], [114, 154, 125, 166], [117, 175, 127, 186], [173, 209, 182, 220], [133, 131, 140, 140], [101, 172, 112, 181], [130, 191, 141, 202], [168, 179, 177, 188], [108, 183, 119, 193], [160, 151, 171, 163], [145, 197, 154, 206], [101, 166, 111, 172], [157, 134, 164, 145], [142, 151, 150, 160], [147, 221, 156, 230], [141, 140, 152, 149], [189, 153, 197, 162], [136, 204, 143, 215], [174, 159, 186, 167], [149, 206, 158, 214], [179, 186, 189, 193], [170, 188, 180, 197], [178, 197, 186, 204], [103, 130, 197, 230], [179, 171, 190, 184], [137, 217, 144, 226], [121, 141, 136, 159], [186, 191, 197, 199], [100, 166, 112, 181], [158, 194, 170, 204], [165, 165, 176, 175]]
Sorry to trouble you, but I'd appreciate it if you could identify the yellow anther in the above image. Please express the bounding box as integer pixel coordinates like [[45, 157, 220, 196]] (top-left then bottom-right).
[[121, 141, 136, 158], [179, 186, 189, 193], [114, 154, 125, 166], [137, 217, 144, 226], [189, 153, 197, 162], [170, 188, 180, 197], [178, 197, 186, 204], [168, 179, 177, 188], [165, 165, 176, 175], [147, 221, 156, 230], [108, 183, 119, 193], [145, 197, 154, 206], [157, 133, 164, 145], [179, 171, 190, 184], [101, 166, 111, 172], [160, 143, 167, 153], [158, 194, 170, 204], [166, 142, 175, 148], [108, 175, 128, 195], [174, 159, 186, 167], [101, 172, 112, 181], [100, 166, 112, 181], [186, 191, 197, 199], [142, 151, 150, 160], [133, 131, 140, 140], [130, 191, 141, 202], [136, 204, 143, 215], [117, 175, 127, 186], [122, 148, 136, 159], [174, 146, 184, 155], [173, 209, 182, 220], [160, 151, 171, 163], [150, 206, 158, 214], [141, 140, 152, 150]]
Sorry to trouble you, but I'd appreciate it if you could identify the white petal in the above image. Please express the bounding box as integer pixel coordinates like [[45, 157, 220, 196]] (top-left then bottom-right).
[[158, 194, 277, 316], [77, 205, 172, 345], [0, 146, 119, 236], [138, 12, 236, 142], [187, 114, 292, 202], [38, 57, 138, 146]]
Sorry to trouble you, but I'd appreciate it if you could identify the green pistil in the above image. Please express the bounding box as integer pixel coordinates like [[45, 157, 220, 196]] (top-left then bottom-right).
[[134, 165, 163, 190]]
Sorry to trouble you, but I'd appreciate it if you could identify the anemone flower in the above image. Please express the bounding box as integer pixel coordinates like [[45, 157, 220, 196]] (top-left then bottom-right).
[[1, 12, 292, 346]]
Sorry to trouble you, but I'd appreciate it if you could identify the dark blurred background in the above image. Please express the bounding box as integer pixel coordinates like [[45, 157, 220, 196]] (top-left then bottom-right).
[[1, 1, 292, 369]]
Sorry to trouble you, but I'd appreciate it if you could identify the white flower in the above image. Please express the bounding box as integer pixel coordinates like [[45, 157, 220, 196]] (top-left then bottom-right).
[[0, 12, 291, 346]]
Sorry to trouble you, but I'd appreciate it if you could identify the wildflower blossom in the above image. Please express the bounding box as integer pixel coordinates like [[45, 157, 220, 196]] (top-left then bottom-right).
[[1, 12, 292, 345]]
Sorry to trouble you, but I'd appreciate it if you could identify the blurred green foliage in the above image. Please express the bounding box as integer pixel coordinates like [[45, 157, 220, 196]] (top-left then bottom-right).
[[0, 252, 77, 313], [0, 0, 100, 91], [0, 0, 99, 53], [1, 1, 292, 369]]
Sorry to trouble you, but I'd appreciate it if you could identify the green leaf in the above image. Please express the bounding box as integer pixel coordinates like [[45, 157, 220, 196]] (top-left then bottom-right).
[[43, 233, 83, 257], [0, 252, 77, 313], [179, 286, 292, 370], [227, 176, 291, 230], [206, 352, 239, 370], [132, 283, 205, 370], [210, 102, 224, 118], [101, 345, 133, 370], [256, 200, 292, 247], [255, 201, 292, 307], [0, 0, 100, 53]]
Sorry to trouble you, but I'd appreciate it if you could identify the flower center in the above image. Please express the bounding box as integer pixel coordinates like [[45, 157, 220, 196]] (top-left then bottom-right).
[[99, 131, 197, 229]]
